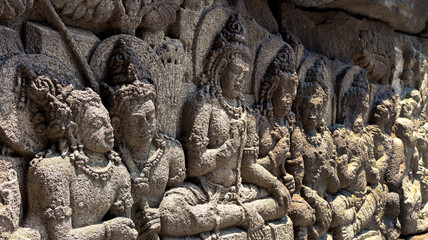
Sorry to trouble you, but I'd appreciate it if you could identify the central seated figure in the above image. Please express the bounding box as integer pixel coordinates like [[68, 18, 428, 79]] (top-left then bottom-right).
[[159, 15, 291, 239]]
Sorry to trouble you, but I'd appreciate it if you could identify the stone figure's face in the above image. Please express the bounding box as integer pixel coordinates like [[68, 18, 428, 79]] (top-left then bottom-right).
[[301, 95, 324, 131], [395, 118, 415, 145], [220, 56, 250, 100], [80, 104, 115, 153], [347, 95, 368, 133], [122, 99, 156, 148], [272, 77, 296, 120], [416, 124, 428, 152], [400, 98, 418, 119], [374, 100, 390, 126]]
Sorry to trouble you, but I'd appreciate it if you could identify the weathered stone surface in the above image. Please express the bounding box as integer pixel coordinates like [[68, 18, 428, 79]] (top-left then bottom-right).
[[0, 0, 427, 239], [286, 0, 428, 34]]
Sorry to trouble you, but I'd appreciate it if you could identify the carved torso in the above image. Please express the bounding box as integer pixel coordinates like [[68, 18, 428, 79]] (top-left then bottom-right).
[[205, 101, 247, 187], [293, 127, 337, 196], [71, 162, 130, 227], [26, 155, 131, 238], [133, 138, 185, 207]]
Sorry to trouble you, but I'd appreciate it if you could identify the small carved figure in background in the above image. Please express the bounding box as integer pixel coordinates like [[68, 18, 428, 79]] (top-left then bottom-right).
[[368, 90, 403, 240], [256, 44, 315, 240], [330, 69, 386, 240], [292, 59, 340, 240]]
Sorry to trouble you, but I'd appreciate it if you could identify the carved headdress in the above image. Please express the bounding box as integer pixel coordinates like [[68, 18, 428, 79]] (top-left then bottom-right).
[[106, 39, 152, 86], [296, 59, 329, 108], [258, 44, 298, 121], [295, 59, 329, 129], [101, 39, 157, 120], [20, 63, 121, 168], [340, 69, 370, 124], [198, 14, 251, 94]]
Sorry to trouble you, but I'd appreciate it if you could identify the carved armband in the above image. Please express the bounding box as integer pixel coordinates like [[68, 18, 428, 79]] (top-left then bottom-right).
[[188, 130, 209, 154], [43, 200, 72, 220], [112, 184, 133, 214], [169, 167, 186, 183]]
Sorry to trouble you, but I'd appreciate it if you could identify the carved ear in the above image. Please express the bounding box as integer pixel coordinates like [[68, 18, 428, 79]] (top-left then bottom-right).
[[68, 121, 79, 149], [69, 122, 78, 135], [213, 57, 228, 78]]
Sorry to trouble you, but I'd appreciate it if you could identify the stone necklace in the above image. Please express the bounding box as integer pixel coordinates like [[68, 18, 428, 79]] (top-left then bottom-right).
[[71, 150, 115, 181], [216, 92, 243, 119], [135, 138, 166, 181]]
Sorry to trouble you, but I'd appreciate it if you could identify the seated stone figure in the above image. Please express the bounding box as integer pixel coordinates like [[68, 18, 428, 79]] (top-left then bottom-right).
[[159, 15, 291, 240], [255, 45, 315, 240], [417, 123, 428, 206], [399, 122, 428, 234], [367, 90, 403, 240], [291, 59, 340, 240], [330, 70, 386, 240], [101, 39, 186, 240], [12, 64, 137, 240]]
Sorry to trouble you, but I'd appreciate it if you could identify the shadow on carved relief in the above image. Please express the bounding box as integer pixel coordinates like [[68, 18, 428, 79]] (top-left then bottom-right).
[[0, 0, 427, 240]]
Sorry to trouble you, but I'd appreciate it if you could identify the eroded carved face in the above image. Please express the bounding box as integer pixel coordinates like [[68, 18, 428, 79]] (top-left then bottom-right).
[[346, 95, 368, 132], [374, 100, 391, 126], [220, 57, 250, 100], [416, 123, 428, 152], [80, 105, 115, 153], [121, 99, 156, 148], [301, 96, 324, 131], [272, 77, 296, 120]]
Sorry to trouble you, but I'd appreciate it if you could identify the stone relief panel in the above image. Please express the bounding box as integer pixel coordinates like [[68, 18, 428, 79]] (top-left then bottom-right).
[[0, 0, 427, 240]]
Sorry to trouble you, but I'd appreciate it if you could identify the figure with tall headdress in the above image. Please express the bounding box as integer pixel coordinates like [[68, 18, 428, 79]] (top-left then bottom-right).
[[255, 44, 315, 240], [291, 59, 340, 240], [329, 69, 387, 239], [367, 88, 403, 240], [101, 39, 186, 240], [158, 15, 290, 239]]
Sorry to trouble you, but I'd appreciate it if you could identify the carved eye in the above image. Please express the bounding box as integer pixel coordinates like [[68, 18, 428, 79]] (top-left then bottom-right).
[[146, 111, 155, 123], [129, 116, 140, 126], [92, 118, 103, 128]]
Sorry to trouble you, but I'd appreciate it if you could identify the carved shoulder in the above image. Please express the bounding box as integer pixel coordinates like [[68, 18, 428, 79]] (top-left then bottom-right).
[[28, 155, 74, 184], [186, 100, 214, 154], [160, 134, 186, 187]]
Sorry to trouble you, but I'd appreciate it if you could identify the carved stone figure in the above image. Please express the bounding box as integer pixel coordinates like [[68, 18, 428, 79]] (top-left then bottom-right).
[[368, 89, 403, 240], [399, 88, 428, 234], [256, 44, 315, 240], [159, 15, 290, 239], [101, 39, 186, 240], [292, 59, 340, 240], [0, 0, 428, 239], [12, 64, 137, 240], [415, 122, 428, 230], [330, 69, 386, 240]]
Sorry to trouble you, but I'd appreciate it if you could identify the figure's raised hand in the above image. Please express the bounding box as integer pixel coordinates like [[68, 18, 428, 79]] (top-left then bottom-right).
[[282, 173, 296, 194], [271, 180, 291, 208]]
